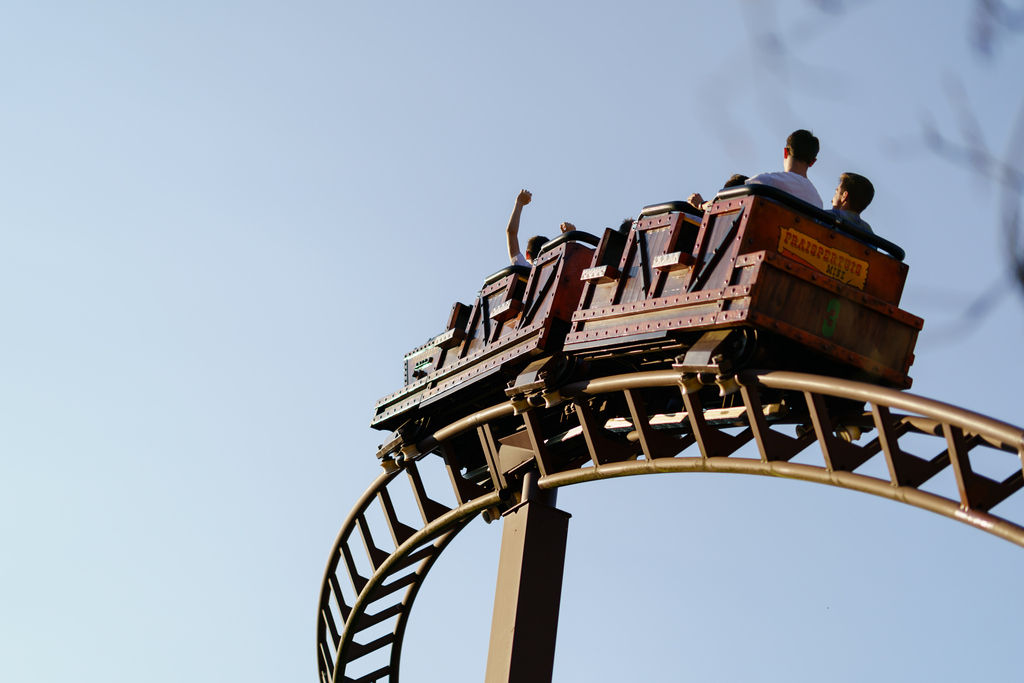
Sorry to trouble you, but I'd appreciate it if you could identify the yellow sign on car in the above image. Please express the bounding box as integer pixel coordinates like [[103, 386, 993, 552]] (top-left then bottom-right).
[[778, 227, 869, 290]]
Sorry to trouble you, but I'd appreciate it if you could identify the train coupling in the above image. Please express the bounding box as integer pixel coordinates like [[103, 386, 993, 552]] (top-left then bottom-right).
[[677, 369, 741, 398], [375, 419, 427, 462], [674, 330, 755, 397], [506, 355, 579, 414], [674, 330, 740, 373]]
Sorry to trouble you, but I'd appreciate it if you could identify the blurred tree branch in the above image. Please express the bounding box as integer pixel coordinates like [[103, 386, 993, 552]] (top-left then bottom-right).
[[921, 1, 1024, 301], [971, 0, 1024, 58]]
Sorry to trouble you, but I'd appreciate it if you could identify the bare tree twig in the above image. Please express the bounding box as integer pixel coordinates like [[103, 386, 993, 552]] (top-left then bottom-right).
[[971, 0, 1024, 59], [921, 85, 1024, 304]]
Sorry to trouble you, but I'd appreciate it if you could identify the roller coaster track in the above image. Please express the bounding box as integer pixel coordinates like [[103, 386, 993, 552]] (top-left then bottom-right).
[[316, 369, 1024, 683]]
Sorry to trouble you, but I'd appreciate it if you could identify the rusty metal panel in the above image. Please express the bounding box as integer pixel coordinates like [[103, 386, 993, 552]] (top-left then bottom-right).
[[571, 212, 700, 321], [372, 238, 597, 431], [742, 259, 920, 386], [724, 195, 911, 304]]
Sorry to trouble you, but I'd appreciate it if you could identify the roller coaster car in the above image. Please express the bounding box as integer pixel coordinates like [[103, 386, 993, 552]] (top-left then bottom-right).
[[371, 231, 600, 435], [371, 185, 923, 468], [565, 184, 922, 389]]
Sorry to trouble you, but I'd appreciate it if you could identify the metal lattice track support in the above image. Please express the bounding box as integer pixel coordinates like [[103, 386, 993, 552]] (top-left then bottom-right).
[[317, 370, 1024, 682]]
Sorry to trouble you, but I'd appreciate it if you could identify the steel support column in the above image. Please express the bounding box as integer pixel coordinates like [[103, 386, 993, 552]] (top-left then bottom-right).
[[484, 473, 571, 683]]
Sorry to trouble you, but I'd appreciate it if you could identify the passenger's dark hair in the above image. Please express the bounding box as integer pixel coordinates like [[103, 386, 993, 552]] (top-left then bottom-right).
[[618, 218, 634, 234], [838, 172, 874, 213], [525, 235, 549, 259], [723, 174, 748, 188], [786, 129, 819, 163]]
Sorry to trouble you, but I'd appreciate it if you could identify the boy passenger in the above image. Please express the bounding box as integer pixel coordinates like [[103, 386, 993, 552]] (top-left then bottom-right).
[[828, 172, 875, 235]]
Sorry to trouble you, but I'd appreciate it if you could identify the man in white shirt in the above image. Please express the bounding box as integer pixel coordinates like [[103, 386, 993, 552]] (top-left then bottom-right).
[[745, 129, 823, 208]]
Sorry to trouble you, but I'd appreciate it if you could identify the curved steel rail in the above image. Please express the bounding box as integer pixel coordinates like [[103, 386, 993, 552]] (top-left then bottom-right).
[[317, 370, 1024, 682]]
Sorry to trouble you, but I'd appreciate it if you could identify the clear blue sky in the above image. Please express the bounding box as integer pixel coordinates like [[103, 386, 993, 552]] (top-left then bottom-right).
[[2, 1, 1023, 681]]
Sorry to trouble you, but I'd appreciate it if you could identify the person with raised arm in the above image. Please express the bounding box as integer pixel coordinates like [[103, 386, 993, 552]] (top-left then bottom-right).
[[505, 190, 575, 266]]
